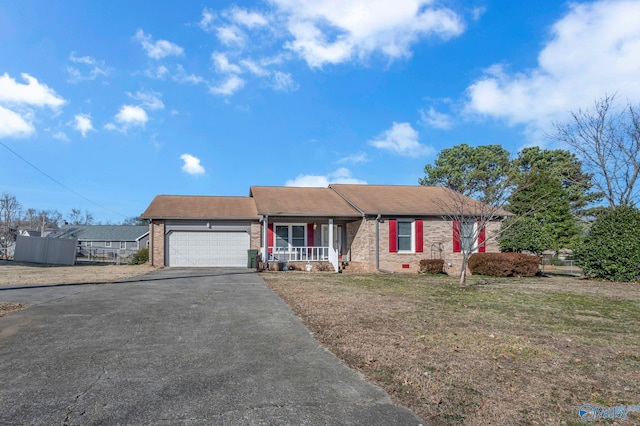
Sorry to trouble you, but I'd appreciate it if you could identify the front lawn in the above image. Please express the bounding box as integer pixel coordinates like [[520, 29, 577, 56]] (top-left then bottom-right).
[[262, 272, 640, 425]]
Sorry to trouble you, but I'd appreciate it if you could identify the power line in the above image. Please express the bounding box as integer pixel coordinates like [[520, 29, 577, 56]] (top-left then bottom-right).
[[0, 140, 128, 218]]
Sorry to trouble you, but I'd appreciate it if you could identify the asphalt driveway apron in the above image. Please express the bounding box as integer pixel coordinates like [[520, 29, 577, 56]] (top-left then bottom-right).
[[0, 268, 424, 425]]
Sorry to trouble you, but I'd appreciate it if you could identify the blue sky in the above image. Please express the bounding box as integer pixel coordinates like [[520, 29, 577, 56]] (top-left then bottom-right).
[[2, 0, 640, 223]]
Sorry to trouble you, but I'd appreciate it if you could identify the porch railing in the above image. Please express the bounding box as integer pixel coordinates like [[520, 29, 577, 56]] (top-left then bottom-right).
[[266, 246, 339, 272]]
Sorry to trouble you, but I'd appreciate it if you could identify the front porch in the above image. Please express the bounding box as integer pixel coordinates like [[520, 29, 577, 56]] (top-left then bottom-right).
[[260, 217, 354, 272]]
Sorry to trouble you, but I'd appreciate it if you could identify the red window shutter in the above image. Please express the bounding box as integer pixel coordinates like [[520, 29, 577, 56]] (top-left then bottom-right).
[[389, 219, 397, 253], [477, 221, 486, 253], [415, 219, 423, 253], [268, 223, 274, 254], [452, 221, 461, 253], [307, 224, 314, 246]]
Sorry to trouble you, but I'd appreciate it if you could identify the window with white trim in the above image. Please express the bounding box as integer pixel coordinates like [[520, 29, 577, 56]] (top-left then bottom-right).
[[105, 241, 111, 248], [461, 220, 478, 254], [274, 223, 306, 252], [120, 241, 126, 249], [397, 219, 415, 253]]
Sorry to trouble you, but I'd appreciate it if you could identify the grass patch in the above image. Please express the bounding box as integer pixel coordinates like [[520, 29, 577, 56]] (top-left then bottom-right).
[[262, 272, 640, 425]]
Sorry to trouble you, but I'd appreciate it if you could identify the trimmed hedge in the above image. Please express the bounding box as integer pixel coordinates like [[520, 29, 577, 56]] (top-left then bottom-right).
[[419, 259, 444, 274], [468, 253, 539, 277]]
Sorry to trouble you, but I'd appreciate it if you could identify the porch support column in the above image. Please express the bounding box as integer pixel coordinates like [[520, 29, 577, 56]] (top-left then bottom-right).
[[262, 215, 268, 262], [328, 218, 338, 272]]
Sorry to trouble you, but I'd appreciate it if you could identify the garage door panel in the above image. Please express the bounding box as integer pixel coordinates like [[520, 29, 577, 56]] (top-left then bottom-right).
[[168, 231, 250, 267]]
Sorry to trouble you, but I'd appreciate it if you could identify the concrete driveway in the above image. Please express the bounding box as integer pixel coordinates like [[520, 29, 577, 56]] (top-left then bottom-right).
[[0, 268, 424, 425]]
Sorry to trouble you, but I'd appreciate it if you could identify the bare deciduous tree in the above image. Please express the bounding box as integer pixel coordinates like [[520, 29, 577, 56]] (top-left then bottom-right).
[[554, 94, 640, 208], [436, 187, 513, 286], [0, 193, 22, 259], [68, 208, 94, 225], [37, 210, 62, 234]]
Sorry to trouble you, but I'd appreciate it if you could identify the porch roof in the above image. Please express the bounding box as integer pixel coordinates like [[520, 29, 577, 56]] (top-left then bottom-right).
[[141, 195, 259, 220], [330, 184, 512, 216], [249, 186, 361, 217]]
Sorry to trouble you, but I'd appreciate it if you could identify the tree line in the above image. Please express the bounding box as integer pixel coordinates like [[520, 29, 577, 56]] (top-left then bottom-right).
[[421, 94, 640, 283], [0, 194, 146, 257]]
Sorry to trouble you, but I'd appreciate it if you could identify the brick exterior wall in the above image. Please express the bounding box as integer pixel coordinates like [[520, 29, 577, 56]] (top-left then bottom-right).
[[346, 217, 502, 276], [149, 220, 165, 267], [250, 222, 261, 250]]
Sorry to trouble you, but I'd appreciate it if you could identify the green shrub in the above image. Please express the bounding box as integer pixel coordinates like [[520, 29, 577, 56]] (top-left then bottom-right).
[[419, 259, 444, 274], [468, 253, 539, 277], [574, 206, 640, 282], [499, 217, 553, 255], [130, 248, 149, 265]]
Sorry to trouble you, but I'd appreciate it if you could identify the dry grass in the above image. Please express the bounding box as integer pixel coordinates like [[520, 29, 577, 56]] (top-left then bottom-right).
[[0, 302, 28, 317], [262, 272, 640, 425], [0, 261, 156, 318], [0, 260, 156, 286]]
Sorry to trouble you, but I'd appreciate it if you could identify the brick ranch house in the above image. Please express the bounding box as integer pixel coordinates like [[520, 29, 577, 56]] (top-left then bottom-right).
[[141, 184, 510, 275]]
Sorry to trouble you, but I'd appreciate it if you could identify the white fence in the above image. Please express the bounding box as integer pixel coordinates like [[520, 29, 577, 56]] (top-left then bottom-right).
[[14, 235, 77, 266]]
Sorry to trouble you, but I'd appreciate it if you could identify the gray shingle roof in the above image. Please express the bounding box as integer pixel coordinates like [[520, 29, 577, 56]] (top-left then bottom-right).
[[51, 225, 149, 241]]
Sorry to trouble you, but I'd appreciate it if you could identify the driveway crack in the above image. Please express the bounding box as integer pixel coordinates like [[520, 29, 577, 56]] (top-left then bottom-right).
[[63, 323, 142, 425]]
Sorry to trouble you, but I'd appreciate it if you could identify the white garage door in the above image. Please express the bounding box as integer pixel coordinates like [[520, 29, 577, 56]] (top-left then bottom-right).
[[167, 231, 250, 267]]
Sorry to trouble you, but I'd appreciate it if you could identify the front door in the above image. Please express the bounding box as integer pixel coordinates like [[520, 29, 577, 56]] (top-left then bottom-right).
[[321, 224, 342, 257]]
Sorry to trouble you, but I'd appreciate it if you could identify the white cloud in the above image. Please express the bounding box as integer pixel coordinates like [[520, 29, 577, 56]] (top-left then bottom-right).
[[73, 113, 94, 137], [0, 72, 66, 108], [134, 29, 184, 59], [173, 65, 206, 84], [180, 153, 206, 175], [199, 8, 217, 32], [209, 75, 245, 96], [464, 0, 640, 136], [271, 71, 298, 92], [240, 59, 269, 76], [285, 167, 366, 187], [272, 0, 465, 67], [67, 52, 109, 83], [369, 121, 433, 157], [0, 105, 33, 138], [116, 105, 148, 126], [0, 73, 65, 139], [337, 152, 369, 164], [52, 131, 70, 142], [145, 65, 170, 79], [216, 25, 245, 46], [471, 7, 486, 22], [227, 6, 269, 28], [105, 105, 148, 131], [419, 107, 453, 129], [212, 52, 242, 74], [128, 90, 164, 110]]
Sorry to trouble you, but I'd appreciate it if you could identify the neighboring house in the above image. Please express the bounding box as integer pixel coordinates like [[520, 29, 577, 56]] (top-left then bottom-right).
[[50, 225, 149, 255], [18, 230, 42, 237], [142, 184, 510, 275]]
